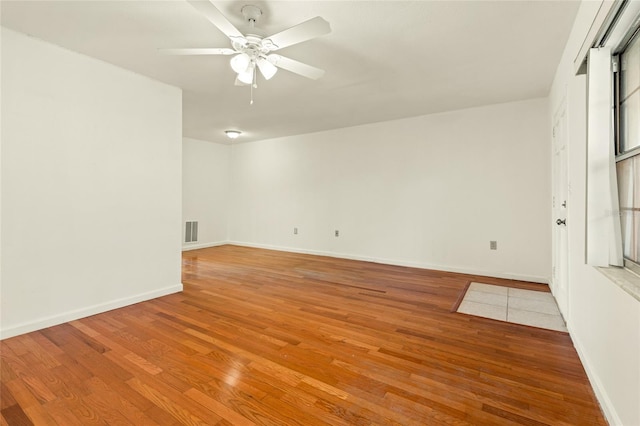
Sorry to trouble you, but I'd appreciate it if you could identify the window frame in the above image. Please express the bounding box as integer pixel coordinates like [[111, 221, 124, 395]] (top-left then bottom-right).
[[612, 24, 640, 274]]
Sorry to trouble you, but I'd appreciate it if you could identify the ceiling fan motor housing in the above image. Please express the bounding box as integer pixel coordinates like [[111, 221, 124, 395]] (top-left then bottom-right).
[[232, 35, 272, 58]]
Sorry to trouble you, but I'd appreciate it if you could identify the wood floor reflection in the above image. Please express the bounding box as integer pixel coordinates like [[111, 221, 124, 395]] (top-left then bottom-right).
[[1, 245, 606, 425]]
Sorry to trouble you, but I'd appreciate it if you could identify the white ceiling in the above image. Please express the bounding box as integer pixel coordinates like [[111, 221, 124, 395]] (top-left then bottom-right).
[[1, 0, 579, 144]]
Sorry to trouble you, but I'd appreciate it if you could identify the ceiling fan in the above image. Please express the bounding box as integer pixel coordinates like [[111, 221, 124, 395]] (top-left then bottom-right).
[[161, 1, 331, 95]]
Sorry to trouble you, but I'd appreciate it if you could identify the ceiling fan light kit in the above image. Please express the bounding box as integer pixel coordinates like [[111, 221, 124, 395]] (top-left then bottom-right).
[[161, 0, 331, 103]]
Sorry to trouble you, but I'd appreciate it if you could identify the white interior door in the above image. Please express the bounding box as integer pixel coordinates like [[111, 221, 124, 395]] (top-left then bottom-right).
[[552, 106, 569, 317]]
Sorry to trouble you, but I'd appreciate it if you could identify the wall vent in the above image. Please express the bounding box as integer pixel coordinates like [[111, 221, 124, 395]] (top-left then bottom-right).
[[185, 221, 198, 243]]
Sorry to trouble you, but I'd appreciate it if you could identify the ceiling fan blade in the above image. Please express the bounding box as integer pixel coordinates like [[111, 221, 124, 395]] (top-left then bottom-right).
[[158, 48, 236, 55], [187, 0, 246, 44], [263, 16, 330, 50], [234, 77, 248, 86], [267, 54, 325, 80]]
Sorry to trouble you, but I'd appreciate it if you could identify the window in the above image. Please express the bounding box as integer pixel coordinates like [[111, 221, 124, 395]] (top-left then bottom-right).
[[614, 27, 640, 274]]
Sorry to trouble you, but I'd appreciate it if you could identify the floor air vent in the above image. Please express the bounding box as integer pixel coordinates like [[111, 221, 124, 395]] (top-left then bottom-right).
[[185, 221, 198, 243]]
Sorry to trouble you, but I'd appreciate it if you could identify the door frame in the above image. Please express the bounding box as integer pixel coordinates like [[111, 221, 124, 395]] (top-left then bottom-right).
[[551, 99, 569, 318]]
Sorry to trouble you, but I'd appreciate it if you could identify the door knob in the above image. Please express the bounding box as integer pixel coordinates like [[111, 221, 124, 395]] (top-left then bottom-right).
[[556, 219, 566, 226]]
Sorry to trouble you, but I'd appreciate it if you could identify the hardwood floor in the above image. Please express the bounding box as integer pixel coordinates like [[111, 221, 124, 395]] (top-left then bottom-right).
[[1, 245, 606, 425]]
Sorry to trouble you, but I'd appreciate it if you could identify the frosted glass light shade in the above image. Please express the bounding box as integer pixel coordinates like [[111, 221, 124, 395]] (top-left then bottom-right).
[[230, 53, 250, 73], [257, 58, 278, 80], [225, 130, 241, 139], [237, 63, 255, 85]]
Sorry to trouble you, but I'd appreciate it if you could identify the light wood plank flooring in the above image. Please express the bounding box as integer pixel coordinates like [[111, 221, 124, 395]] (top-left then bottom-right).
[[1, 245, 606, 425]]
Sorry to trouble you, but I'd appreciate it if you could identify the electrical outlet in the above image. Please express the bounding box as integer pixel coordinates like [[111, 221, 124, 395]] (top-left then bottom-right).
[[335, 230, 339, 237], [294, 227, 298, 235], [490, 241, 497, 250]]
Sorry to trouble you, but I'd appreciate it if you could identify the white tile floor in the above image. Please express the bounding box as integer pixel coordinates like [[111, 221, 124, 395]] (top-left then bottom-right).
[[457, 282, 567, 332]]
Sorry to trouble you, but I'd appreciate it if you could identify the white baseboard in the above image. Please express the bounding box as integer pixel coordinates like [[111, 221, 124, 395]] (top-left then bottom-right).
[[0, 284, 183, 340], [568, 324, 621, 426], [182, 241, 227, 251], [227, 241, 549, 284]]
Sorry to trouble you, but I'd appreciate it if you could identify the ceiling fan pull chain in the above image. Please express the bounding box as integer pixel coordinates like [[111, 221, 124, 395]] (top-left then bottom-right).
[[253, 65, 257, 89], [249, 64, 258, 105], [250, 76, 254, 105]]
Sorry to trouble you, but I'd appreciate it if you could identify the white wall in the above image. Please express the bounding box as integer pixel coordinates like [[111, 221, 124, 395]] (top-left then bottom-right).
[[549, 2, 640, 425], [182, 137, 230, 249], [0, 28, 183, 339], [229, 98, 551, 283]]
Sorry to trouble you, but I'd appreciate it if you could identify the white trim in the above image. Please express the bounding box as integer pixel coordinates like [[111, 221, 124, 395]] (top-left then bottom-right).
[[568, 323, 623, 426], [228, 241, 549, 284], [0, 284, 183, 340], [182, 241, 227, 251]]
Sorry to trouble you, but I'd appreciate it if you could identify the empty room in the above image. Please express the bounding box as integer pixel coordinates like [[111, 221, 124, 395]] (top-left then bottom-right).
[[1, 0, 639, 425]]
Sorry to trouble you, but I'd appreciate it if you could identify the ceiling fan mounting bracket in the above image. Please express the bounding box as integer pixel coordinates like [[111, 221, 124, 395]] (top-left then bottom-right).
[[241, 5, 262, 25]]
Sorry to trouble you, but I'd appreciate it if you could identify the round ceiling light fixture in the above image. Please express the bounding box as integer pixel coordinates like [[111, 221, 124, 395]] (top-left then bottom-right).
[[225, 130, 242, 139]]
